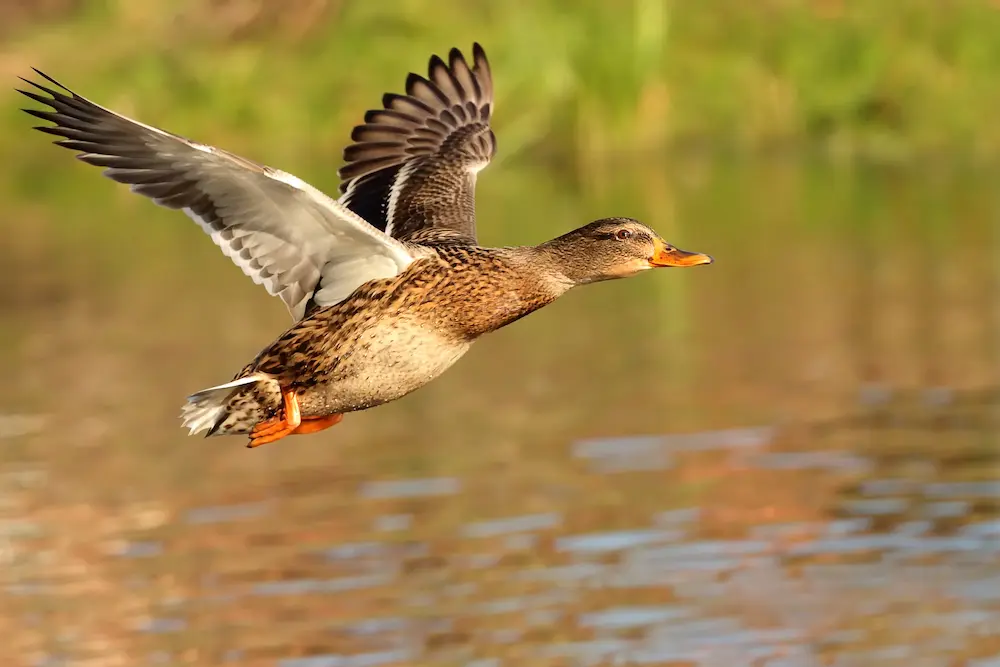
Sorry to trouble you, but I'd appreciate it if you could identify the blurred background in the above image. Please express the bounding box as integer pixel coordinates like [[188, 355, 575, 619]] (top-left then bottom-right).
[[1, 0, 998, 665]]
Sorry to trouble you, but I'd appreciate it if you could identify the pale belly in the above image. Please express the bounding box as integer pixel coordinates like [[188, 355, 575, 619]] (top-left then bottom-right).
[[298, 319, 472, 416]]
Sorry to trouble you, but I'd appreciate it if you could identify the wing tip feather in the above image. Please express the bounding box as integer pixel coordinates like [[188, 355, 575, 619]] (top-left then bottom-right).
[[338, 42, 496, 238]]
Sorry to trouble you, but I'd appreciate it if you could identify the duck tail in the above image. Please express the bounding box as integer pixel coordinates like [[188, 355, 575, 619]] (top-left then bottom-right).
[[179, 373, 277, 437]]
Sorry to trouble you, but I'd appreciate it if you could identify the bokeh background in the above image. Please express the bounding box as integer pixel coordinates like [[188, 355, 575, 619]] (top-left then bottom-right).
[[1, 1, 998, 665]]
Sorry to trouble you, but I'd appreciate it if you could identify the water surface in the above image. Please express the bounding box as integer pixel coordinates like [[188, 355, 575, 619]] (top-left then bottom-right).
[[1, 158, 997, 666]]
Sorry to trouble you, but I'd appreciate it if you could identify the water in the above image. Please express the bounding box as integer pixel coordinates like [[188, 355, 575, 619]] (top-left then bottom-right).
[[0, 158, 997, 666]]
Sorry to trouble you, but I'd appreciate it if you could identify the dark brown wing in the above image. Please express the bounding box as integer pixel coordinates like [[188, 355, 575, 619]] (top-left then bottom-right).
[[338, 43, 496, 243]]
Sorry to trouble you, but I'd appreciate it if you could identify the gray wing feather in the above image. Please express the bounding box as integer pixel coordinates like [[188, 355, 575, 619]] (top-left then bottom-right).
[[18, 71, 417, 320]]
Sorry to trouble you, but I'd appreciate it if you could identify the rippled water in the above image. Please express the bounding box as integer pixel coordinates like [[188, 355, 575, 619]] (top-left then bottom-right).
[[1, 159, 997, 666]]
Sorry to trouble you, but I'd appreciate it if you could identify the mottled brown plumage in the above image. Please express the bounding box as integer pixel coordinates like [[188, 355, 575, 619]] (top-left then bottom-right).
[[18, 44, 713, 448]]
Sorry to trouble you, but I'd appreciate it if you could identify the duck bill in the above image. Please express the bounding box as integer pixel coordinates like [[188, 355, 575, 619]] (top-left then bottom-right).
[[648, 240, 714, 268]]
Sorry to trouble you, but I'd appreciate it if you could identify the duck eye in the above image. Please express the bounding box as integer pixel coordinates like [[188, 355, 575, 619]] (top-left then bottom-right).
[[615, 229, 633, 240]]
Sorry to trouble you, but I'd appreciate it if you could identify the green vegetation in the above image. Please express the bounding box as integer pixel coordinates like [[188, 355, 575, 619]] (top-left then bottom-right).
[[0, 0, 994, 277], [3, 0, 999, 172], [1, 0, 994, 293]]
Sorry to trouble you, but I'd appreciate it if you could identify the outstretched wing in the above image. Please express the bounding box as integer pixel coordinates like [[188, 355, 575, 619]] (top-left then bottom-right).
[[338, 43, 496, 243], [18, 71, 419, 320]]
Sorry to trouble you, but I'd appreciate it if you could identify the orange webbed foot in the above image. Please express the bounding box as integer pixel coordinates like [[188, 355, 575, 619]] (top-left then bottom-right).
[[248, 419, 296, 447], [291, 414, 343, 436], [247, 387, 302, 448]]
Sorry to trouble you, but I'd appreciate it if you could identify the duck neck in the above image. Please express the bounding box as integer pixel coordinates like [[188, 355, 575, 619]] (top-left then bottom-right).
[[510, 243, 579, 297], [531, 237, 600, 288], [445, 246, 574, 339]]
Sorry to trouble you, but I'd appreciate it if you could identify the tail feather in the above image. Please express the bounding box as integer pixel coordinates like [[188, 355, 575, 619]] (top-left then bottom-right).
[[180, 374, 272, 437]]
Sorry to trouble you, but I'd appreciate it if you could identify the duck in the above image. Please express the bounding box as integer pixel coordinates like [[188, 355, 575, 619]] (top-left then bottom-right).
[[18, 43, 713, 448]]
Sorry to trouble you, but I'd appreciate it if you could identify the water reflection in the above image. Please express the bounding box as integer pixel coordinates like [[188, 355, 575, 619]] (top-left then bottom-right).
[[1, 159, 997, 666]]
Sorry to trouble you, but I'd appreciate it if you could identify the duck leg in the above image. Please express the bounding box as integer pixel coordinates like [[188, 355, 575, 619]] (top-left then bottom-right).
[[247, 387, 302, 448]]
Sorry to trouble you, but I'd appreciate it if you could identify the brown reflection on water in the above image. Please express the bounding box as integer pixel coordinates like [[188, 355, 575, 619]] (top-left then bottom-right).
[[1, 160, 998, 666]]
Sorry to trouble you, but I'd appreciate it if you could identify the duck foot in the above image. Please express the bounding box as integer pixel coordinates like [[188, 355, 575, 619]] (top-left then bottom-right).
[[248, 387, 301, 448], [292, 413, 343, 435], [248, 390, 344, 448]]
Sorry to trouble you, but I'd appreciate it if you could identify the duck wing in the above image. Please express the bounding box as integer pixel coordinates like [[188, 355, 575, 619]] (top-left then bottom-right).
[[338, 43, 496, 244], [19, 71, 420, 320]]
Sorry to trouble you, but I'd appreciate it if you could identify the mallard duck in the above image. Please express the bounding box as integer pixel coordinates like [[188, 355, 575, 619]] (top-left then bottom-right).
[[19, 44, 712, 448]]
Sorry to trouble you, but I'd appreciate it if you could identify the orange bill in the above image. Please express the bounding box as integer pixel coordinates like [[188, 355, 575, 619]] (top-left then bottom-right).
[[649, 239, 714, 268]]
